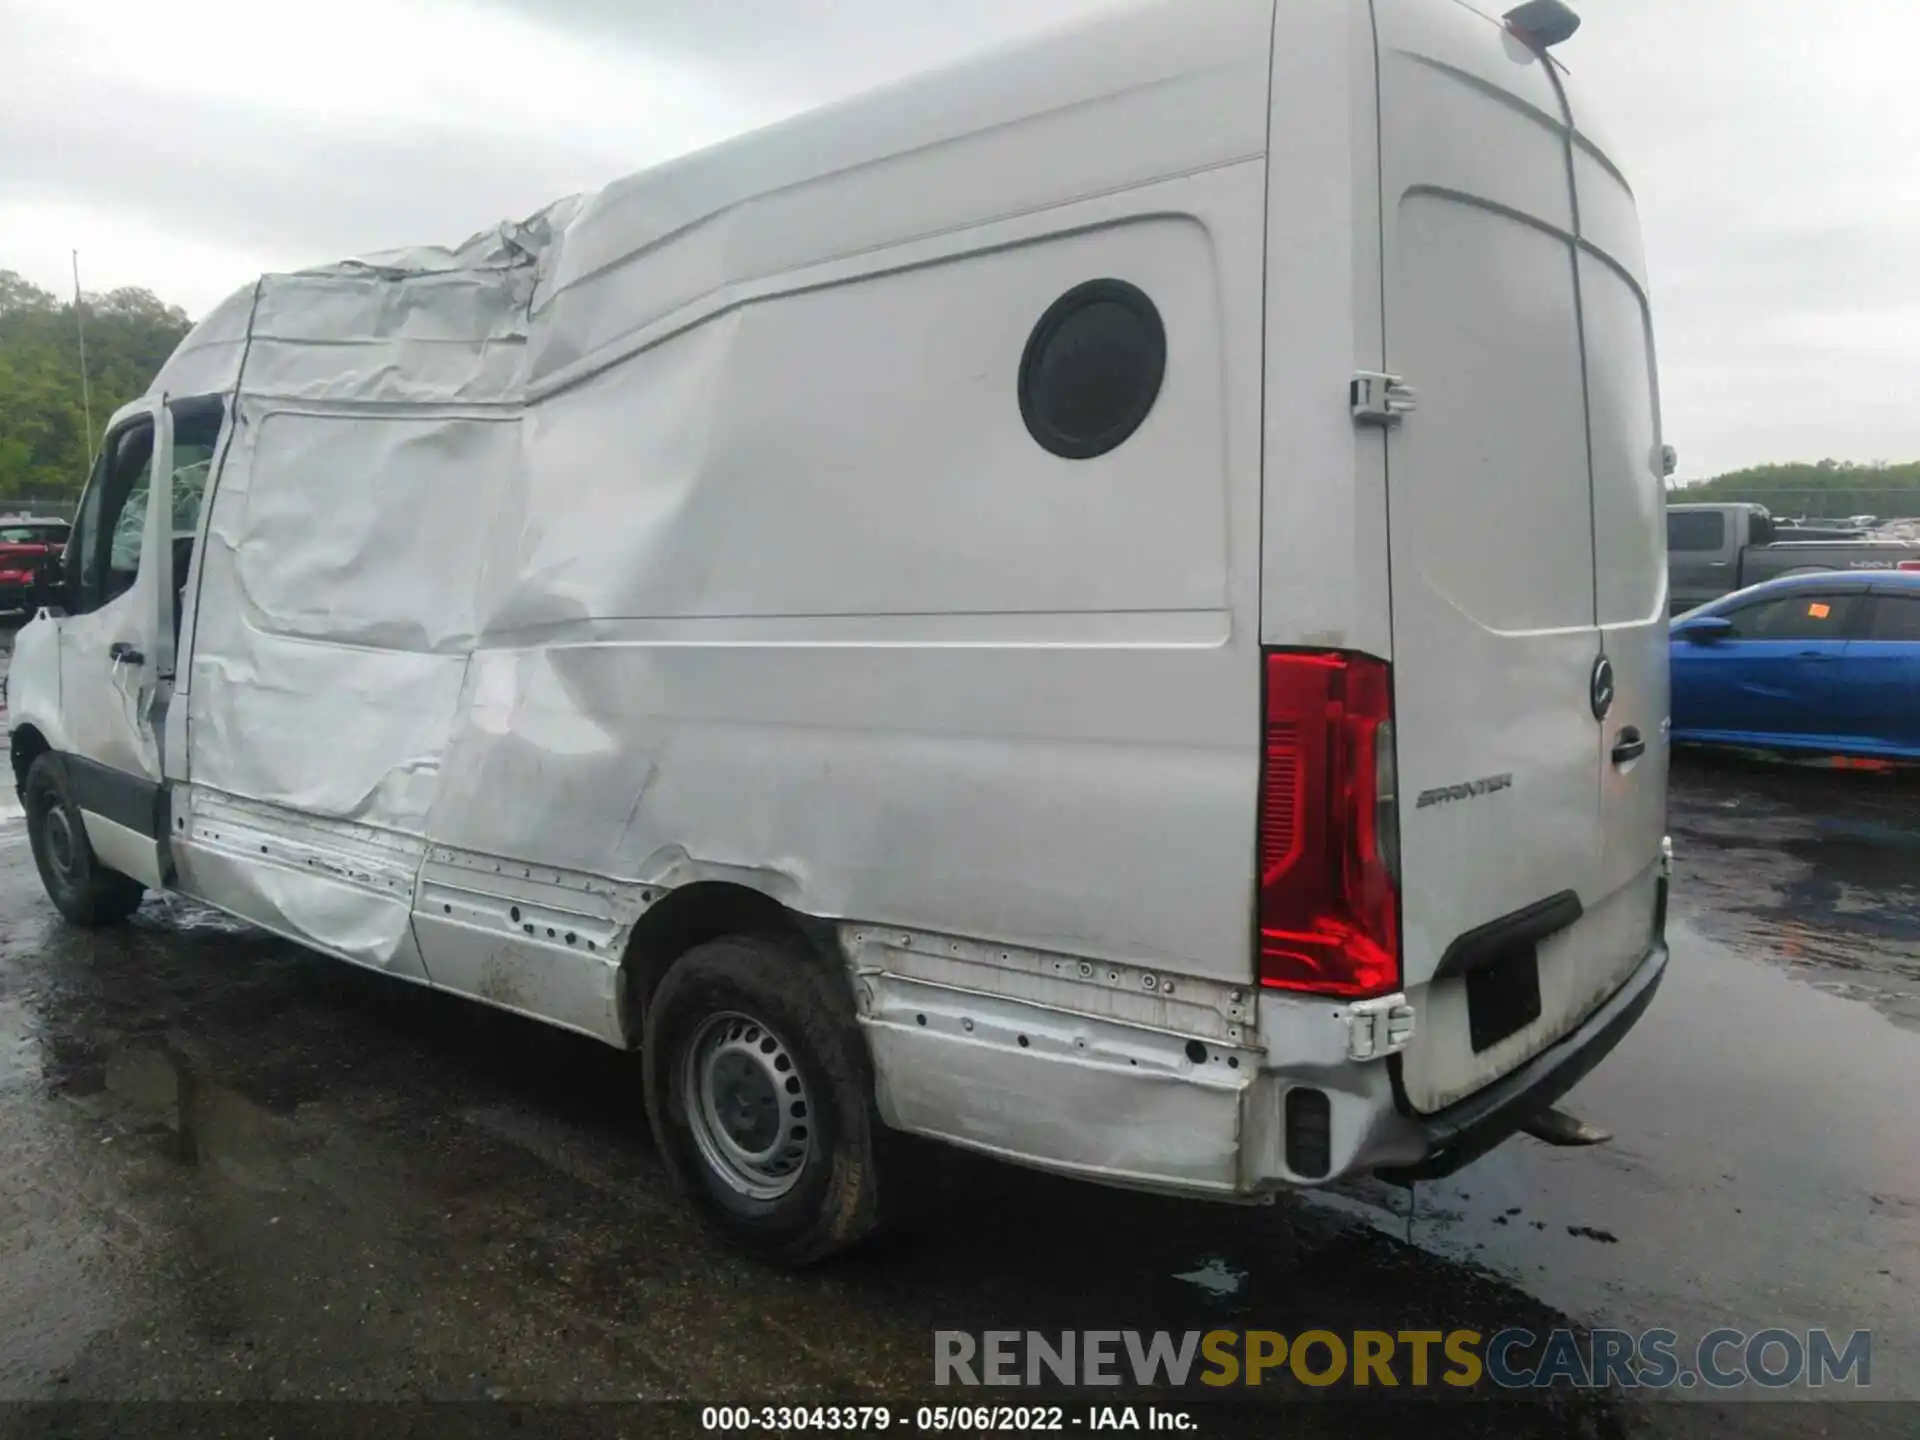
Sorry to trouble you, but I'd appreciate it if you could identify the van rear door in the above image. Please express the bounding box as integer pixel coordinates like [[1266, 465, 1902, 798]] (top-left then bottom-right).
[[1371, 0, 1659, 1113], [1569, 91, 1671, 966]]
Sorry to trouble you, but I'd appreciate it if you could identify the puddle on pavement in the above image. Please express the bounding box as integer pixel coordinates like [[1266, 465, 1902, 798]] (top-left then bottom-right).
[[1311, 907, 1920, 1397], [1668, 758, 1920, 1032]]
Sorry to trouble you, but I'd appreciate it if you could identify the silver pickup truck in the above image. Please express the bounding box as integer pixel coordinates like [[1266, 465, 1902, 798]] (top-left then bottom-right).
[[1668, 502, 1920, 613]]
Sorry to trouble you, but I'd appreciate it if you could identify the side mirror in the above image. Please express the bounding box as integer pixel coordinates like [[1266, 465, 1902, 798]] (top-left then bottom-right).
[[1674, 615, 1733, 645]]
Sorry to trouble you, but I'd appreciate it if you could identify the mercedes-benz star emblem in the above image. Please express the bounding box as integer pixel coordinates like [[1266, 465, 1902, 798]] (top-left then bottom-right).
[[1590, 655, 1615, 721]]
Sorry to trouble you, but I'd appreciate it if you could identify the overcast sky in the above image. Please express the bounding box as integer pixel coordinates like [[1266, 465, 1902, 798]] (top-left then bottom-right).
[[2, 0, 1916, 479]]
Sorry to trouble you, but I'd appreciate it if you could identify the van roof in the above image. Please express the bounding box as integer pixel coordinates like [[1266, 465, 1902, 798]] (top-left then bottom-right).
[[151, 0, 1278, 407]]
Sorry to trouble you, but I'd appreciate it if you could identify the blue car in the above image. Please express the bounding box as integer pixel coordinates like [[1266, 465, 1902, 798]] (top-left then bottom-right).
[[1670, 571, 1920, 761]]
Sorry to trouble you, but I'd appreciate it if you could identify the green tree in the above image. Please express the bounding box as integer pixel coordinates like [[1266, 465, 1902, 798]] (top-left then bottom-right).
[[0, 269, 193, 503], [1684, 460, 1920, 521]]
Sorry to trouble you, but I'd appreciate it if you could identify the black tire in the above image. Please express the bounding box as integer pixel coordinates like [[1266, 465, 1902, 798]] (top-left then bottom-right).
[[24, 754, 144, 927], [643, 932, 882, 1266]]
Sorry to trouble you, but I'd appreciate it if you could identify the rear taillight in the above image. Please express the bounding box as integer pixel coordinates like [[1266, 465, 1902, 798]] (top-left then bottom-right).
[[1898, 560, 1920, 572], [1258, 650, 1400, 998]]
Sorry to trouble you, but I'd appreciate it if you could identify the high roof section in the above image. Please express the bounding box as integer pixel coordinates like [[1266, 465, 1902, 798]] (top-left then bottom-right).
[[147, 0, 1282, 407]]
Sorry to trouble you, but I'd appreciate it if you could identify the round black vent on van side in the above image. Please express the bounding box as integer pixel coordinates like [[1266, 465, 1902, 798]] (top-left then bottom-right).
[[1018, 279, 1166, 460]]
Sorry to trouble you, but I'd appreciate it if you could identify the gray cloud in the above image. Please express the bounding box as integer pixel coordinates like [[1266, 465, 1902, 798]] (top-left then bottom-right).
[[1569, 0, 1920, 472], [4, 0, 1917, 476], [2, 89, 612, 268]]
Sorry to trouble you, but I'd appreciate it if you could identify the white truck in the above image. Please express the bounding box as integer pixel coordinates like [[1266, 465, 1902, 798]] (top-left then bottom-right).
[[10, 0, 1669, 1263]]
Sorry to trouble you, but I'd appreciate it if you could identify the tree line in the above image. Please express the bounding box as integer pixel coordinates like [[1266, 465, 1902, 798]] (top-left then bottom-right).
[[0, 268, 193, 504], [1680, 459, 1920, 522]]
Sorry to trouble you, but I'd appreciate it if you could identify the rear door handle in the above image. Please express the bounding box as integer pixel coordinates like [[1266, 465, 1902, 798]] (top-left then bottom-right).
[[1611, 727, 1645, 765], [108, 642, 145, 666]]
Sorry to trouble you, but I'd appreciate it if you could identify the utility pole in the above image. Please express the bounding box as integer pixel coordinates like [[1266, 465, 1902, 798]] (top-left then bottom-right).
[[73, 249, 95, 471]]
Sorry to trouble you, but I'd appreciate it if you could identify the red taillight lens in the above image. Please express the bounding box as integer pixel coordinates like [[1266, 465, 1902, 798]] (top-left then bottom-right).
[[1258, 650, 1400, 998], [1898, 560, 1920, 572]]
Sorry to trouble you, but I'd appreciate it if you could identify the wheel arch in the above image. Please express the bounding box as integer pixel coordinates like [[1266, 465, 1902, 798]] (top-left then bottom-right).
[[618, 880, 841, 1045], [10, 724, 51, 798]]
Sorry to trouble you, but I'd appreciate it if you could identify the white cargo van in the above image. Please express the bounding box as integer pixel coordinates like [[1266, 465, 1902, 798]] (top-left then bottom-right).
[[9, 0, 1669, 1263]]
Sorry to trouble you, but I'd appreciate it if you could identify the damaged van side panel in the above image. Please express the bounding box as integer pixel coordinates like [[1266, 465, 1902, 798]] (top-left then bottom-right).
[[156, 0, 1278, 1055]]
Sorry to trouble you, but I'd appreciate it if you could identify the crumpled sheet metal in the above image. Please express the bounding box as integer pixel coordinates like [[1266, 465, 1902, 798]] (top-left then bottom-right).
[[175, 791, 430, 980], [229, 407, 510, 653], [167, 0, 1273, 985], [154, 194, 584, 408]]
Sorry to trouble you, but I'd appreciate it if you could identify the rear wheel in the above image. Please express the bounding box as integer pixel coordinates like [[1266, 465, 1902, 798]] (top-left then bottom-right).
[[24, 754, 144, 926], [643, 933, 881, 1266]]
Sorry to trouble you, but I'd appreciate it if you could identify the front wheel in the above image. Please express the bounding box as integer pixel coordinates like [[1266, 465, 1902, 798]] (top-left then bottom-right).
[[643, 933, 882, 1266], [24, 754, 145, 926]]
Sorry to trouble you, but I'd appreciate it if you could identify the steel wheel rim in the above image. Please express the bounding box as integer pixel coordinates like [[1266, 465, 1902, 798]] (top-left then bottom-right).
[[682, 1010, 813, 1201], [42, 803, 75, 881]]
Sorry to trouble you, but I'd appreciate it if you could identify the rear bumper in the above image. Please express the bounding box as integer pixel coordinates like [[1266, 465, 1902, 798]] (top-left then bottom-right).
[[853, 878, 1669, 1199], [1380, 933, 1668, 1181]]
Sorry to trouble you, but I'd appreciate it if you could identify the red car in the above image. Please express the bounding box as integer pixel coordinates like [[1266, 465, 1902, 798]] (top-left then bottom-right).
[[0, 517, 71, 614]]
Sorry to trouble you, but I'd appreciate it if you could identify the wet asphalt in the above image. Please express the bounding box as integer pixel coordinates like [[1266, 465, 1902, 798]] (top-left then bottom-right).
[[0, 638, 1914, 1436]]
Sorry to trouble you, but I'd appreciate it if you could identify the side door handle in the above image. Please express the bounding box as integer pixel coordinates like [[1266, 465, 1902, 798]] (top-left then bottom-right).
[[108, 642, 145, 666], [1611, 727, 1645, 765]]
